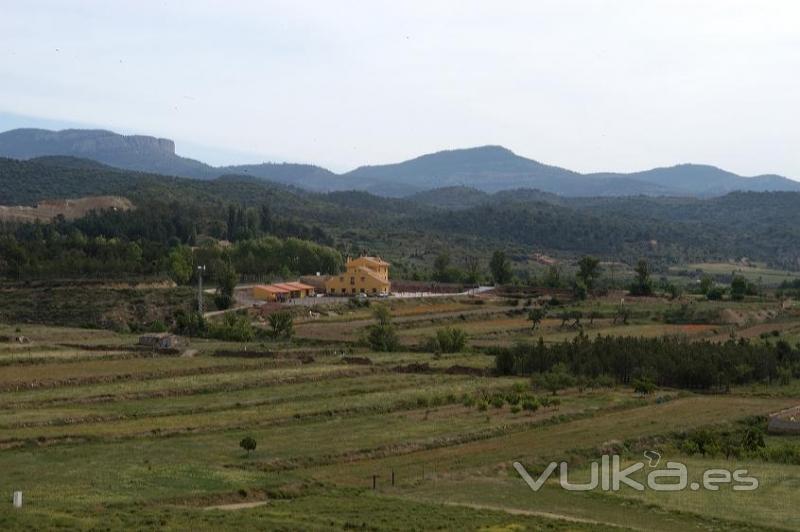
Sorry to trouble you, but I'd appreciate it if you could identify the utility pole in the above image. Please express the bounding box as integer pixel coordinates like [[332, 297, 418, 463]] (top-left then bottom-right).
[[197, 265, 206, 313]]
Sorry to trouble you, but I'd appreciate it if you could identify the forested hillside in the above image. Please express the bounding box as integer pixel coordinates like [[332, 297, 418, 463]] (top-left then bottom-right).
[[1, 157, 800, 282]]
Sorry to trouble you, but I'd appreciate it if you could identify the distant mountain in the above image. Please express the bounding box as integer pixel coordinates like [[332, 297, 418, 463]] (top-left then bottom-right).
[[0, 128, 217, 178], [345, 145, 800, 196], [2, 128, 799, 199], [589, 164, 800, 196]]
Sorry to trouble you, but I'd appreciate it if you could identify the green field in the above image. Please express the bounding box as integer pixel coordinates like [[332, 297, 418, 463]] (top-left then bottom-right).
[[1, 291, 800, 530]]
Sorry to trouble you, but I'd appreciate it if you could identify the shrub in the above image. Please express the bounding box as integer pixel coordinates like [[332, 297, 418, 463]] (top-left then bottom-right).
[[477, 400, 488, 411], [521, 397, 540, 413], [209, 312, 255, 342], [632, 378, 656, 396], [490, 395, 505, 409], [268, 311, 294, 339], [428, 327, 468, 353], [510, 405, 521, 414], [534, 363, 575, 395], [366, 305, 399, 352]]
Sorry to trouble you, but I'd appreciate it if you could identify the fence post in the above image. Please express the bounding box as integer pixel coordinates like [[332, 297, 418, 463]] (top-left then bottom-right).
[[372, 474, 378, 490]]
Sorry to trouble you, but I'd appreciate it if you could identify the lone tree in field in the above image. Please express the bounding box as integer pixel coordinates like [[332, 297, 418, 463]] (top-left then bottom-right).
[[239, 436, 257, 455], [366, 304, 399, 352], [576, 256, 601, 291], [527, 307, 546, 331], [489, 251, 513, 285]]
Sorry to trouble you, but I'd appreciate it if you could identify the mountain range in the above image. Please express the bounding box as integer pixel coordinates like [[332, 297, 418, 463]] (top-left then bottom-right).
[[1, 127, 798, 198]]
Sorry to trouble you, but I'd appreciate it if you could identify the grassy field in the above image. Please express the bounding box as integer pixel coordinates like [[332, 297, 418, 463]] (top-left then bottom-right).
[[1, 290, 799, 530]]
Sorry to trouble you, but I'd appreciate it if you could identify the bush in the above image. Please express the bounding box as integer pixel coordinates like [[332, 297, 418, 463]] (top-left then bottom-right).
[[534, 362, 575, 395], [365, 305, 399, 351], [366, 323, 399, 352], [173, 309, 206, 336], [510, 405, 521, 414], [521, 397, 540, 413], [268, 311, 294, 339], [428, 327, 468, 353], [490, 395, 505, 409], [213, 293, 232, 310], [633, 378, 656, 396], [209, 312, 255, 342]]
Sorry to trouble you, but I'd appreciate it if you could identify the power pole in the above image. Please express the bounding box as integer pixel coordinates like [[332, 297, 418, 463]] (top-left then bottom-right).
[[197, 265, 206, 313]]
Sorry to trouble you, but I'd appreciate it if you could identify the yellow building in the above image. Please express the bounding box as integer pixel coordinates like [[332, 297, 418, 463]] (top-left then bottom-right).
[[252, 282, 315, 302], [325, 256, 391, 296]]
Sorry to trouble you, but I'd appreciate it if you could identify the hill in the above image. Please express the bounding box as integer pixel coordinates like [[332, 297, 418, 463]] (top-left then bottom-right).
[[0, 128, 217, 178], [2, 156, 800, 271], [2, 128, 799, 198]]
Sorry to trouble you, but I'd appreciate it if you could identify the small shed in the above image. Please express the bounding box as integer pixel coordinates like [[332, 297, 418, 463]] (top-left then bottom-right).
[[138, 333, 180, 350]]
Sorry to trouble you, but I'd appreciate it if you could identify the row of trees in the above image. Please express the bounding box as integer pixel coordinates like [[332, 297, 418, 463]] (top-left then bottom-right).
[[493, 334, 800, 390]]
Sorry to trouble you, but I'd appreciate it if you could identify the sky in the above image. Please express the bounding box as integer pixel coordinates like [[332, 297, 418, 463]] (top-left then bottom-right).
[[1, 0, 798, 177]]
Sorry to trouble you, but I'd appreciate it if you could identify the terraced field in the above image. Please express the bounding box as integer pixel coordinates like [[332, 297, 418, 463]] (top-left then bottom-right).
[[1, 293, 800, 530]]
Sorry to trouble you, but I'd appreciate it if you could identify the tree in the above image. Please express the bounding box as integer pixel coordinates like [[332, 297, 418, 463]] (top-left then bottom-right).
[[632, 378, 656, 396], [535, 363, 575, 395], [489, 251, 512, 285], [433, 252, 451, 282], [432, 252, 462, 283], [613, 303, 630, 325], [463, 255, 482, 285], [629, 259, 653, 296], [699, 275, 714, 295], [366, 305, 399, 351], [239, 436, 257, 455], [573, 279, 588, 300], [576, 256, 601, 291], [167, 245, 193, 285], [527, 307, 546, 331], [544, 265, 561, 288], [214, 261, 239, 310], [268, 311, 294, 339], [731, 275, 748, 301], [372, 304, 391, 326]]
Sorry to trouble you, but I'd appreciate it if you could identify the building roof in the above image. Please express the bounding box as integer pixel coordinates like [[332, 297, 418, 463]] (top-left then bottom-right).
[[349, 256, 391, 267], [356, 266, 391, 285], [278, 282, 315, 291], [255, 282, 315, 294]]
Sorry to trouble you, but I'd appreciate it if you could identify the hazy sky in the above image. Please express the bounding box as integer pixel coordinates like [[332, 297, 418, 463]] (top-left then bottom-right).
[[1, 1, 798, 177]]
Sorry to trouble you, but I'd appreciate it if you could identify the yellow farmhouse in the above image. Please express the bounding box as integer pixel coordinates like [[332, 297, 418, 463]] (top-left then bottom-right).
[[325, 256, 390, 296]]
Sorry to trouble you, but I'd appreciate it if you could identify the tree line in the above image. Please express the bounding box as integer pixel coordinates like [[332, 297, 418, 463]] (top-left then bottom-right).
[[492, 334, 800, 390]]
